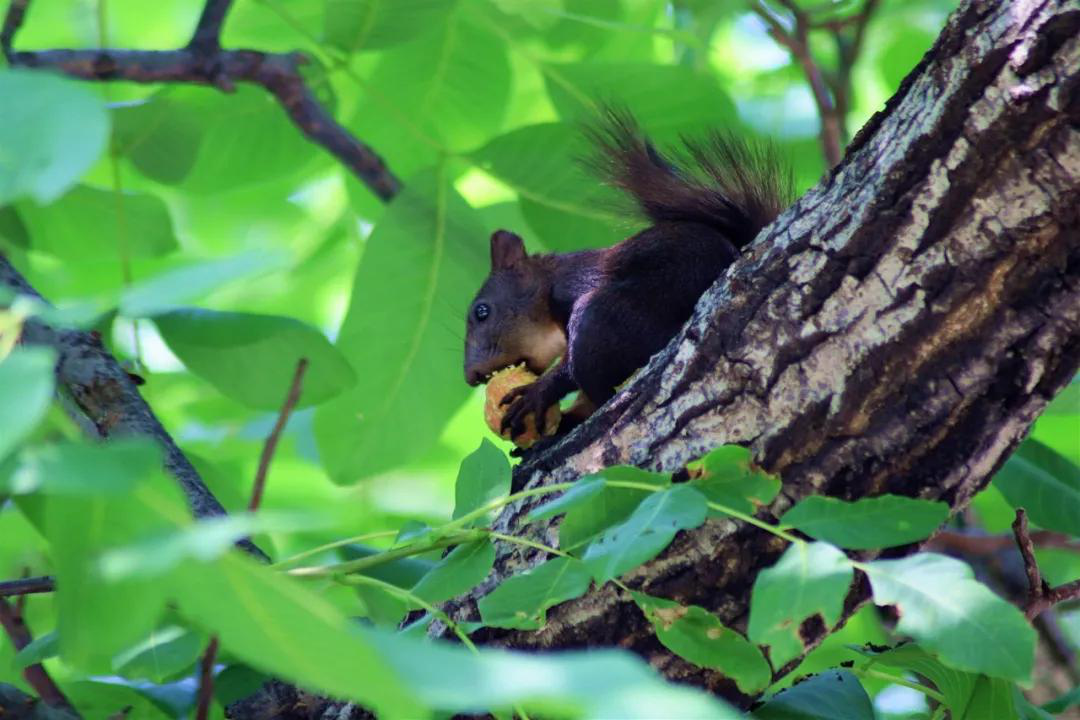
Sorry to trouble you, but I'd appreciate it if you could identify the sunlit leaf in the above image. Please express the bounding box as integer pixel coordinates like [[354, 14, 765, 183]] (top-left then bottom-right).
[[747, 542, 853, 668], [560, 466, 669, 552], [452, 439, 511, 523], [156, 308, 357, 410], [692, 445, 780, 516], [324, 0, 458, 52], [314, 165, 487, 482], [0, 69, 109, 204], [0, 347, 56, 464], [582, 484, 708, 582], [864, 553, 1036, 682]]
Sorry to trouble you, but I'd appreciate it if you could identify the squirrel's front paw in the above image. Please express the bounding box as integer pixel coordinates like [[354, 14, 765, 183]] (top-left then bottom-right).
[[499, 382, 557, 442]]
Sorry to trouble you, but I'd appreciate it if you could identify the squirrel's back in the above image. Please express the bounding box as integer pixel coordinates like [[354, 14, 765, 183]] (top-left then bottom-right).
[[585, 108, 792, 248]]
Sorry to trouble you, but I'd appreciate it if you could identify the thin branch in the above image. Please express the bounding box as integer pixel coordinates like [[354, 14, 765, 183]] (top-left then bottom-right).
[[194, 635, 220, 720], [189, 0, 234, 53], [0, 597, 75, 713], [0, 575, 55, 597], [249, 358, 309, 512], [927, 528, 1080, 556], [751, 1, 843, 167], [2, 1, 401, 201], [1012, 509, 1080, 621], [0, 0, 27, 59]]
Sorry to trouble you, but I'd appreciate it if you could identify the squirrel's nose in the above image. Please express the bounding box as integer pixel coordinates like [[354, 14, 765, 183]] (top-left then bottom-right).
[[465, 367, 484, 386]]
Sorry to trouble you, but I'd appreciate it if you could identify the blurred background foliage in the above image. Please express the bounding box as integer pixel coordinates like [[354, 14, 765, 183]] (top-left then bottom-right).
[[2, 0, 1079, 717]]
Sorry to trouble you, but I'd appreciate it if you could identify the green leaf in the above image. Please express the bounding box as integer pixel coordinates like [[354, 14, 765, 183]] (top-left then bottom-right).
[[7, 438, 154, 496], [119, 250, 289, 317], [324, 0, 458, 52], [42, 444, 182, 672], [753, 669, 874, 720], [99, 511, 329, 581], [19, 185, 177, 260], [411, 539, 495, 604], [560, 466, 670, 552], [172, 552, 422, 717], [0, 347, 56, 463], [0, 69, 110, 204], [582, 484, 708, 582], [864, 553, 1036, 682], [780, 494, 949, 549], [747, 542, 853, 668], [0, 206, 29, 248], [993, 438, 1080, 535], [478, 556, 592, 630], [692, 445, 780, 515], [113, 90, 203, 184], [113, 625, 206, 682], [1043, 685, 1080, 714], [632, 592, 771, 694], [63, 680, 175, 720], [13, 630, 58, 670], [471, 123, 627, 251], [528, 474, 606, 521], [155, 308, 357, 410], [367, 628, 743, 718], [543, 62, 738, 141], [452, 439, 511, 523], [314, 166, 487, 482], [854, 644, 978, 717], [349, 13, 511, 177]]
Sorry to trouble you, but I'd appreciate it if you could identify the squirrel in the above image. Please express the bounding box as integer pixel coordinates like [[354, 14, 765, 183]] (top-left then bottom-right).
[[464, 108, 792, 442]]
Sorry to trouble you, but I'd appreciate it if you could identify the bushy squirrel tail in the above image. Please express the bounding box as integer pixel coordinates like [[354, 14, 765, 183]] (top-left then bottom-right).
[[585, 107, 793, 248]]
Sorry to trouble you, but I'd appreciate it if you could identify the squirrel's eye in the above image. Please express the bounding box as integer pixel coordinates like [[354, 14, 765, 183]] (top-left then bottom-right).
[[474, 303, 491, 322]]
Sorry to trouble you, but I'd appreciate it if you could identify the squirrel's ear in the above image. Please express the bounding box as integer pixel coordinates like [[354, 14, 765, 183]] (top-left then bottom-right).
[[490, 230, 527, 270]]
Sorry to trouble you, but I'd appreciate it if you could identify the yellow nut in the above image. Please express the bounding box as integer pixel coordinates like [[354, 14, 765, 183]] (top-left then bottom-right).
[[484, 364, 561, 449]]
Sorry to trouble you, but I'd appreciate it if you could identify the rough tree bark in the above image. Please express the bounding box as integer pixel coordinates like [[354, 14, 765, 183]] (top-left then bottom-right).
[[422, 0, 1080, 707]]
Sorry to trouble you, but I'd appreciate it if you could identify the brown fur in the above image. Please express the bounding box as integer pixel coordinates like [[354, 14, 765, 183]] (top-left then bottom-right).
[[464, 110, 792, 441]]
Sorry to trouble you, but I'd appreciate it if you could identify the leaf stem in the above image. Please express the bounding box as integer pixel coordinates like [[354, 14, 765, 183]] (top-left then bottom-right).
[[270, 530, 400, 569], [852, 667, 947, 704]]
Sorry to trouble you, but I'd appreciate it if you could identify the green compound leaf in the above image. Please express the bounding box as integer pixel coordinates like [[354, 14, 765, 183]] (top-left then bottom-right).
[[748, 541, 853, 668], [994, 438, 1080, 535], [691, 445, 780, 516], [864, 553, 1035, 682], [156, 308, 357, 411], [0, 347, 56, 465], [780, 494, 949, 549], [559, 466, 670, 552], [753, 669, 874, 720], [632, 591, 771, 694], [452, 440, 511, 524], [479, 557, 592, 630], [582, 484, 708, 583], [411, 539, 495, 605], [0, 69, 109, 204]]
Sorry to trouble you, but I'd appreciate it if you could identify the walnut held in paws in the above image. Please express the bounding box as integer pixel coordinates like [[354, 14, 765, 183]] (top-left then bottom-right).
[[484, 364, 560, 449]]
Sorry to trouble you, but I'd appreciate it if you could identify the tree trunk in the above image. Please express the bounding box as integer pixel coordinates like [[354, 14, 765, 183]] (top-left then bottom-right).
[[429, 0, 1080, 706]]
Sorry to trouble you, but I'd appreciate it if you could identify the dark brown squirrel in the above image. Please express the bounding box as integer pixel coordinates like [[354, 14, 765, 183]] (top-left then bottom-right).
[[464, 109, 792, 442]]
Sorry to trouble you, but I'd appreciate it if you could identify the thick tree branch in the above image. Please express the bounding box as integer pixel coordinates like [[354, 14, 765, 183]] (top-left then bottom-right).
[[425, 0, 1080, 707], [0, 256, 267, 561], [1, 0, 401, 201], [0, 597, 76, 715]]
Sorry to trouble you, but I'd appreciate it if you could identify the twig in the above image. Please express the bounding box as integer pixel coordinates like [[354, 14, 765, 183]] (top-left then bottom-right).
[[0, 0, 27, 59], [0, 575, 55, 597], [189, 0, 234, 53], [751, 1, 843, 167], [249, 357, 308, 512], [0, 597, 75, 713], [927, 528, 1080, 556], [1, 0, 401, 201], [1012, 509, 1080, 620], [194, 635, 220, 720]]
